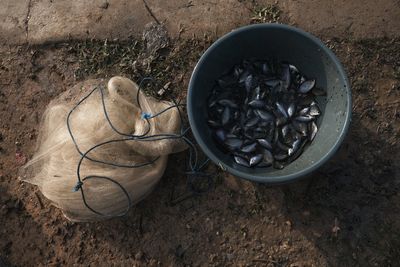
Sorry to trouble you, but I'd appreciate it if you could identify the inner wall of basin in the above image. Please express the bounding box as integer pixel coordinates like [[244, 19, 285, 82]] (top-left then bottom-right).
[[191, 26, 349, 178]]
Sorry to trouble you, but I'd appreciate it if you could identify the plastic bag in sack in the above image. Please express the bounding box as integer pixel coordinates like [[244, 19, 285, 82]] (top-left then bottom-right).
[[22, 76, 187, 221]]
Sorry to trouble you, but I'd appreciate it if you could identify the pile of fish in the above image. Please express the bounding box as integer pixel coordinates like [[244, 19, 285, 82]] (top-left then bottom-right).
[[207, 59, 326, 169]]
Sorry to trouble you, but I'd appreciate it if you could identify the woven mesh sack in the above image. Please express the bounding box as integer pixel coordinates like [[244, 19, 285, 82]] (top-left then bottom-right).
[[22, 76, 187, 221]]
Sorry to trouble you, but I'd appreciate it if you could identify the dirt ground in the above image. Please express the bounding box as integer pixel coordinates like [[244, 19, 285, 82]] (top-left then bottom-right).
[[1, 3, 400, 267]]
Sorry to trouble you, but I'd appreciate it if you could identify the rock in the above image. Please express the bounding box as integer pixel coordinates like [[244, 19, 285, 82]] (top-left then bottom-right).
[[226, 253, 234, 261], [302, 210, 310, 217], [143, 22, 169, 55], [148, 259, 158, 267], [99, 2, 109, 9], [134, 251, 144, 260], [15, 151, 27, 165], [175, 245, 185, 258], [0, 205, 8, 216], [285, 220, 292, 230], [13, 199, 22, 210]]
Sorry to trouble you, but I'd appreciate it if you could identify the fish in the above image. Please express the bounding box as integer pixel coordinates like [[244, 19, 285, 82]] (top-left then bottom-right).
[[249, 99, 266, 109], [234, 155, 250, 167], [309, 103, 321, 116], [217, 76, 236, 88], [233, 65, 243, 78], [287, 103, 296, 118], [281, 125, 290, 138], [218, 99, 238, 108], [274, 152, 289, 161], [224, 138, 243, 150], [295, 115, 314, 122], [207, 59, 324, 170], [257, 139, 273, 150], [276, 102, 288, 118], [288, 138, 302, 156], [299, 79, 316, 93], [241, 142, 257, 153], [244, 74, 254, 91], [245, 117, 259, 128], [273, 161, 285, 169], [255, 109, 274, 122], [275, 115, 287, 127], [265, 79, 281, 88], [298, 107, 310, 116], [309, 121, 318, 141], [221, 107, 231, 125], [312, 87, 326, 96], [207, 119, 220, 128], [262, 149, 274, 165], [262, 63, 270, 75], [249, 154, 263, 166], [292, 121, 308, 136], [277, 140, 291, 152], [281, 64, 291, 90]]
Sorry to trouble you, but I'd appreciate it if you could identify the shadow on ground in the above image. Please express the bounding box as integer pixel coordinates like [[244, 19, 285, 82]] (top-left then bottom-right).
[[281, 113, 400, 266]]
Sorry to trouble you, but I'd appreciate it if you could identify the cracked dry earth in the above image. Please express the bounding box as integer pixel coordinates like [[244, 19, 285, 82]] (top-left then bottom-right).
[[0, 14, 400, 267]]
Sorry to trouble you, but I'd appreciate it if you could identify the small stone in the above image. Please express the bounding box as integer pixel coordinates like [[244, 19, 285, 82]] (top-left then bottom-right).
[[143, 22, 169, 55], [302, 210, 310, 216], [175, 245, 185, 258], [13, 199, 22, 210], [99, 2, 109, 9], [281, 239, 291, 249], [15, 151, 27, 165], [0, 205, 8, 216], [209, 254, 217, 263], [148, 259, 157, 267], [135, 251, 144, 260], [226, 253, 234, 261], [332, 218, 341, 237]]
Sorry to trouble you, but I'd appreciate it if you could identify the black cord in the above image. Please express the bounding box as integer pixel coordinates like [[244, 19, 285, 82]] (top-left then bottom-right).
[[67, 79, 211, 218]]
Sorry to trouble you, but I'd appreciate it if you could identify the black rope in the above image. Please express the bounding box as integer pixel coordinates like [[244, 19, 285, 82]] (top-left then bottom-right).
[[67, 78, 211, 218]]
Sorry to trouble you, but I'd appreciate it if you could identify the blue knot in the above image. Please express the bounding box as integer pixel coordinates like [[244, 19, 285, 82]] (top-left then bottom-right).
[[72, 181, 83, 192], [141, 112, 152, 120]]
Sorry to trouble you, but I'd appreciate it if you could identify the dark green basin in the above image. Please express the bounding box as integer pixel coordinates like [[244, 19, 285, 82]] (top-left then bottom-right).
[[187, 24, 352, 184]]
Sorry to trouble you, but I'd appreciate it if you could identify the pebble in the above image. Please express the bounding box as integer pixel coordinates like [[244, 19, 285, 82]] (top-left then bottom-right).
[[0, 205, 8, 216], [226, 253, 234, 261], [135, 251, 144, 260], [99, 2, 109, 9]]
